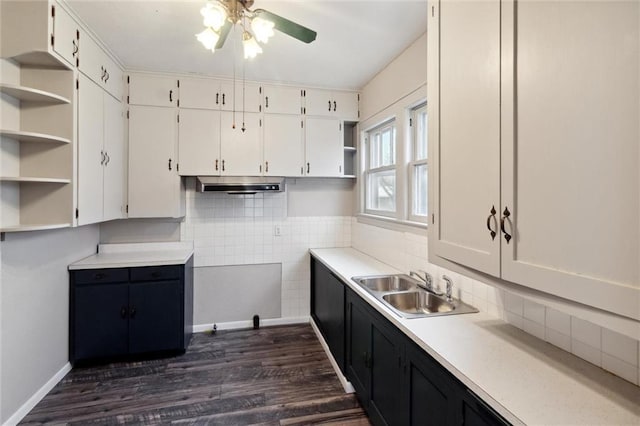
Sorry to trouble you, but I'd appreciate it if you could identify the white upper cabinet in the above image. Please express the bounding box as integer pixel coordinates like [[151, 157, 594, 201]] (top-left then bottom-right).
[[178, 108, 221, 176], [102, 93, 125, 221], [305, 89, 359, 120], [263, 114, 304, 177], [51, 2, 79, 68], [429, 0, 640, 320], [180, 77, 262, 112], [220, 112, 262, 176], [128, 75, 177, 107], [78, 31, 123, 101], [262, 85, 302, 115], [128, 105, 183, 218], [304, 118, 343, 177]]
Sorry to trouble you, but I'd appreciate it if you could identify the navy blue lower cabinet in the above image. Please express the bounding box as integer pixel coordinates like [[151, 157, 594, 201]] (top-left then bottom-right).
[[70, 257, 193, 364], [311, 256, 346, 372]]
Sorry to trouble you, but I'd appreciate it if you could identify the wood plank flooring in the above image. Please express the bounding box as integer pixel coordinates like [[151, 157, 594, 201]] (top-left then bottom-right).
[[21, 324, 371, 425]]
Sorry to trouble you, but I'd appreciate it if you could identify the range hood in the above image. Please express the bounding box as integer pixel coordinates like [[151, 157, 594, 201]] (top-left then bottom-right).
[[197, 176, 285, 194]]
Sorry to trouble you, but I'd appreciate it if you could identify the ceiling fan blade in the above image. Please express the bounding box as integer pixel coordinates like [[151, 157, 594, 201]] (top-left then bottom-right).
[[215, 21, 233, 49], [253, 9, 317, 44]]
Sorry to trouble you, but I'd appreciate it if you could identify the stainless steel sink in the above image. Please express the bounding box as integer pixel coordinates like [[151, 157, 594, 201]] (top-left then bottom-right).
[[383, 291, 455, 315], [351, 274, 478, 319], [351, 274, 419, 292]]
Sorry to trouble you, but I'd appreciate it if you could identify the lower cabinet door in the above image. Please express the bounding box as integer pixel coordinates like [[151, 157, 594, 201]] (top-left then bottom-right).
[[346, 293, 372, 404], [128, 280, 183, 354], [74, 283, 129, 360], [369, 318, 405, 426], [460, 389, 510, 426], [406, 343, 457, 426]]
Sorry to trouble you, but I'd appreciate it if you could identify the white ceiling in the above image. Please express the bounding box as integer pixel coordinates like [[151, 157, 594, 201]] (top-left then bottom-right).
[[67, 0, 428, 90]]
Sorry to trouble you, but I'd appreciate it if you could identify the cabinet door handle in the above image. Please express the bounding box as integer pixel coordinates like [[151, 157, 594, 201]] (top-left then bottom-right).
[[500, 206, 512, 244], [216, 93, 219, 104], [222, 160, 225, 172], [265, 161, 269, 173], [100, 150, 105, 165], [328, 100, 332, 111], [306, 162, 310, 174], [94, 272, 106, 280], [333, 100, 337, 112], [222, 93, 225, 105], [215, 159, 219, 171], [105, 152, 110, 166], [105, 70, 109, 83], [486, 205, 497, 241], [265, 96, 269, 108], [120, 306, 128, 319], [168, 158, 172, 170], [169, 90, 173, 102], [151, 271, 161, 278], [129, 307, 136, 319], [72, 39, 78, 56]]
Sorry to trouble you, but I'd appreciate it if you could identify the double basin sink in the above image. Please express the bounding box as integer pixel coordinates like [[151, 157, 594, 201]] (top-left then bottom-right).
[[351, 274, 478, 319]]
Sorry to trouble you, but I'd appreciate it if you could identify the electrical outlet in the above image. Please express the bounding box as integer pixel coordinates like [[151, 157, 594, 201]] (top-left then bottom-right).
[[274, 225, 282, 236]]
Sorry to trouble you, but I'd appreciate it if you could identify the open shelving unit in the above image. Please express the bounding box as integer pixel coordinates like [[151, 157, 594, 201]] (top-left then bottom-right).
[[1, 56, 76, 233], [343, 121, 358, 178]]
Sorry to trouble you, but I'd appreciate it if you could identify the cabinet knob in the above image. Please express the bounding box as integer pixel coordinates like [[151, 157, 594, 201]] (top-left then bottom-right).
[[129, 307, 137, 318], [500, 207, 512, 243], [120, 306, 128, 319]]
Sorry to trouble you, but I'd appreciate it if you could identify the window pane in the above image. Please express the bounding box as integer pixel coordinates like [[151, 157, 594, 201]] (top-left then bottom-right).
[[381, 128, 395, 166], [367, 170, 396, 212], [413, 164, 428, 216], [415, 109, 428, 160]]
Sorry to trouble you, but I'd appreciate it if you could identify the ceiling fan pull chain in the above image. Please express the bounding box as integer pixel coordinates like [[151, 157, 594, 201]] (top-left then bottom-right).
[[242, 40, 247, 133]]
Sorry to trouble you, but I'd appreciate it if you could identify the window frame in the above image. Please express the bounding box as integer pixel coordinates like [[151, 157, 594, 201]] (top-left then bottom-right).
[[363, 119, 398, 218], [408, 102, 428, 224]]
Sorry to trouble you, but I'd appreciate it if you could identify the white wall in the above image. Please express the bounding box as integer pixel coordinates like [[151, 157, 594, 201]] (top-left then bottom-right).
[[0, 225, 99, 423], [360, 32, 427, 122]]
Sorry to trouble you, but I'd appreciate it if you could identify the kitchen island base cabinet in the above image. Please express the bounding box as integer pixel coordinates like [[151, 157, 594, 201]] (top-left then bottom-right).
[[70, 259, 193, 364]]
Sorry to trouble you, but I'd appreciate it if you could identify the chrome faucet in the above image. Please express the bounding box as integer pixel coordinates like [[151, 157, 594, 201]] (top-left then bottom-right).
[[442, 275, 454, 302], [409, 270, 435, 293]]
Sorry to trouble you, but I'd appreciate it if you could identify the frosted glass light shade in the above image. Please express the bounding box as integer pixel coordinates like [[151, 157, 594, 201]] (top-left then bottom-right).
[[196, 27, 220, 51], [201, 2, 227, 31], [251, 17, 275, 44], [243, 32, 263, 59]]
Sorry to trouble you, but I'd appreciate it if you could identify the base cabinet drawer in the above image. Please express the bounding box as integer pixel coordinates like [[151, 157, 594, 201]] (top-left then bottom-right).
[[70, 259, 193, 363]]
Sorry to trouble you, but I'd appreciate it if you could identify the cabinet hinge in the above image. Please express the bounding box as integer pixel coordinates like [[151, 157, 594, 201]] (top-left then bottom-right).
[[259, 105, 262, 112], [127, 95, 129, 104], [357, 93, 360, 102], [76, 78, 79, 90], [303, 107, 306, 114], [75, 208, 79, 219], [50, 34, 54, 47], [409, 118, 413, 127], [432, 5, 435, 17], [177, 114, 180, 123], [76, 29, 80, 40], [177, 99, 180, 107], [177, 79, 180, 88], [301, 120, 304, 128], [259, 119, 262, 127], [51, 5, 55, 17], [432, 213, 435, 224], [339, 123, 342, 131], [126, 110, 129, 119], [127, 75, 130, 84], [177, 163, 179, 172], [303, 90, 306, 97], [126, 204, 129, 214], [259, 86, 262, 94]]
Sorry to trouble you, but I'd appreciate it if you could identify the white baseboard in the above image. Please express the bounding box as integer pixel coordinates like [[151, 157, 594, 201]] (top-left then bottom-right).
[[3, 362, 72, 426], [192, 316, 310, 333], [310, 318, 355, 394]]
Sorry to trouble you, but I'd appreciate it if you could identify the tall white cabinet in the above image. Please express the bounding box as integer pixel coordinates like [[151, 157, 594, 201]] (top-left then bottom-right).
[[428, 0, 640, 320], [127, 75, 184, 218]]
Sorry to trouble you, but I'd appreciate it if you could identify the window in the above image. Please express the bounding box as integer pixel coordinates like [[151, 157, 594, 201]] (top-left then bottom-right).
[[364, 120, 397, 216], [409, 103, 428, 223]]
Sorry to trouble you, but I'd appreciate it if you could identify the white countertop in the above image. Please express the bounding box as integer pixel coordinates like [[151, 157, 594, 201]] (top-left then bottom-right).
[[69, 242, 194, 270], [310, 248, 640, 426]]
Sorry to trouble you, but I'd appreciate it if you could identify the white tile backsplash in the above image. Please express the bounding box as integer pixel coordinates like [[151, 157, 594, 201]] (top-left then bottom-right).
[[572, 340, 602, 367], [571, 317, 601, 349], [523, 300, 545, 325], [602, 353, 640, 386], [545, 308, 571, 335]]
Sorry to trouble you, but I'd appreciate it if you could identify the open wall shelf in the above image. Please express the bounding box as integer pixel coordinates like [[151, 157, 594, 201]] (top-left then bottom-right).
[[0, 83, 70, 104], [0, 129, 71, 144]]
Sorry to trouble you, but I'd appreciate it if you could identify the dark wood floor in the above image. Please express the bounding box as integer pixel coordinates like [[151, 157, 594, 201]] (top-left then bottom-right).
[[21, 324, 370, 425]]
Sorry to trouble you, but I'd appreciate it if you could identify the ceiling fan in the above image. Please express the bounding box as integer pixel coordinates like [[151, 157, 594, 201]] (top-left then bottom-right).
[[196, 0, 318, 58]]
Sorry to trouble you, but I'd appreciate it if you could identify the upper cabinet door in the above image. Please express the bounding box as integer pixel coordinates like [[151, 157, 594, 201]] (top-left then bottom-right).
[[428, 0, 501, 277], [103, 94, 125, 221], [263, 114, 303, 177], [52, 2, 79, 68], [220, 112, 262, 176], [305, 89, 333, 117], [305, 117, 343, 177], [499, 0, 640, 319], [263, 85, 302, 115], [332, 91, 359, 121], [178, 109, 221, 176], [180, 78, 220, 109], [128, 75, 178, 107], [78, 31, 103, 86], [219, 81, 262, 113]]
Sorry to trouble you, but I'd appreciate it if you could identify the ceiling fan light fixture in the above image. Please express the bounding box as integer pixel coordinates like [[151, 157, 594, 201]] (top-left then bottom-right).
[[201, 1, 227, 31], [242, 31, 262, 59], [251, 16, 275, 44], [196, 27, 220, 52]]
